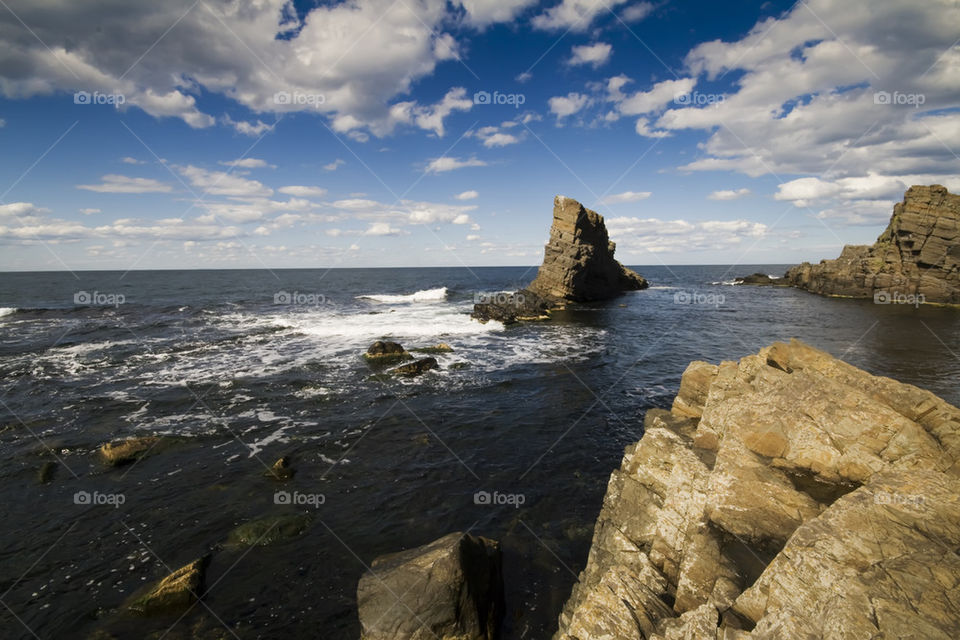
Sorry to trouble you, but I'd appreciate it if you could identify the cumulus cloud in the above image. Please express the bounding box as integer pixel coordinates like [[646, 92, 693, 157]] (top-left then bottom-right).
[[79, 208, 101, 215], [120, 157, 145, 165], [708, 188, 751, 200], [175, 165, 272, 198], [621, 2, 655, 22], [455, 190, 479, 200], [470, 124, 522, 147], [607, 216, 768, 253], [454, 0, 539, 27], [600, 191, 651, 204], [425, 156, 487, 173], [533, 0, 630, 31], [278, 185, 328, 198], [76, 174, 172, 193], [364, 222, 404, 236], [568, 42, 613, 68], [323, 159, 346, 171], [549, 92, 591, 119], [218, 158, 274, 169]]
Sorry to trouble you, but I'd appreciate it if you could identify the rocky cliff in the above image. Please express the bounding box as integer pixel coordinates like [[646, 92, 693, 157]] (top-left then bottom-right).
[[785, 185, 960, 304], [472, 196, 647, 324], [554, 339, 960, 639]]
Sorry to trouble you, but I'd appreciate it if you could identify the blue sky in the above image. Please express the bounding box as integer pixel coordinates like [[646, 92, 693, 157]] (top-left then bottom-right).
[[0, 0, 957, 270]]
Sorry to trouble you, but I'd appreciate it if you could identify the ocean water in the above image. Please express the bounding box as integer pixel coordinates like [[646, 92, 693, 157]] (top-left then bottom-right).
[[1, 266, 958, 639]]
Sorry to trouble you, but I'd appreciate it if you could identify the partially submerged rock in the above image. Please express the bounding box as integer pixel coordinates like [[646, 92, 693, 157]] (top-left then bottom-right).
[[785, 185, 960, 304], [37, 460, 57, 484], [263, 456, 294, 481], [357, 532, 503, 640], [99, 436, 165, 466], [390, 357, 438, 376], [734, 273, 785, 286], [554, 339, 960, 639], [412, 343, 455, 354], [128, 557, 208, 616], [225, 514, 311, 547], [364, 341, 413, 364], [472, 196, 648, 324]]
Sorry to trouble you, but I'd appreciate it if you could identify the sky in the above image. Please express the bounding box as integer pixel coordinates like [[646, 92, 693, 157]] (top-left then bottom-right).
[[0, 0, 957, 271]]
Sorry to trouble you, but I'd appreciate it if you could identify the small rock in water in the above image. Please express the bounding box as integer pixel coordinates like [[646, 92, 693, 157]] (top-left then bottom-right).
[[412, 342, 454, 354], [98, 436, 164, 467], [37, 460, 57, 484], [226, 515, 311, 547], [363, 340, 413, 364], [264, 456, 294, 481], [127, 557, 208, 616], [389, 357, 438, 376]]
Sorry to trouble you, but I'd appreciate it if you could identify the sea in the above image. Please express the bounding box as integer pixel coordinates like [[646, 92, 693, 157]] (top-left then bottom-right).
[[1, 265, 958, 639]]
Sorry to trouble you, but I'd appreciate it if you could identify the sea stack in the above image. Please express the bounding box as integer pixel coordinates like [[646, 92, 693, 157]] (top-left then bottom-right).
[[472, 195, 647, 324], [785, 185, 960, 304], [553, 339, 960, 639]]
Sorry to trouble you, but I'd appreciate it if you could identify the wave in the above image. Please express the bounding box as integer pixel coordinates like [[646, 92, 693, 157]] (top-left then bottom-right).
[[357, 287, 448, 304], [0, 307, 16, 317]]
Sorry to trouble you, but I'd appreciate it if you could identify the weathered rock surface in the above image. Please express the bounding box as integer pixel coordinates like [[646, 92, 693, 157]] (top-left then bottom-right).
[[785, 185, 960, 304], [472, 196, 647, 324], [735, 273, 786, 286], [99, 436, 166, 466], [263, 456, 294, 481], [554, 339, 960, 640], [357, 532, 503, 640], [364, 341, 413, 364], [390, 357, 439, 376], [128, 557, 208, 616], [225, 514, 311, 547]]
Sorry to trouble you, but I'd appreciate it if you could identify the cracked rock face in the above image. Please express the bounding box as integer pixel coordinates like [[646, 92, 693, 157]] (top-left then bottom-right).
[[785, 185, 960, 304], [554, 339, 960, 640]]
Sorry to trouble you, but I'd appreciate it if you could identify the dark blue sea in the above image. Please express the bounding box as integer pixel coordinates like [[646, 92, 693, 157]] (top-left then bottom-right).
[[1, 266, 958, 639]]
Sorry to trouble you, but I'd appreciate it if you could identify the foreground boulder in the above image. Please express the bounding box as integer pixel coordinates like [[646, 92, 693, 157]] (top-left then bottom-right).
[[364, 341, 413, 364], [785, 185, 960, 304], [472, 196, 647, 324], [554, 339, 960, 639], [357, 532, 503, 640], [128, 557, 208, 615]]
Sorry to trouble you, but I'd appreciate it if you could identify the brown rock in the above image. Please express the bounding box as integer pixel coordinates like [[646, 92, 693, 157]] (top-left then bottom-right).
[[99, 436, 163, 466], [128, 557, 208, 615], [785, 185, 960, 304]]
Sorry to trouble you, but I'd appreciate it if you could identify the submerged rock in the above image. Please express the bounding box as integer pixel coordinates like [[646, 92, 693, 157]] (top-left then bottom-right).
[[389, 357, 438, 376], [263, 456, 294, 481], [225, 514, 311, 547], [364, 341, 413, 364], [412, 343, 455, 354], [472, 195, 648, 324], [128, 557, 208, 616], [37, 460, 57, 484], [99, 436, 165, 466], [554, 339, 960, 640], [357, 532, 503, 640], [785, 185, 960, 304]]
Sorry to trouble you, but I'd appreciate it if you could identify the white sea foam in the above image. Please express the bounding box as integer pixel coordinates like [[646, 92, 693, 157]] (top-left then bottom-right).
[[0, 307, 17, 317], [357, 287, 448, 303]]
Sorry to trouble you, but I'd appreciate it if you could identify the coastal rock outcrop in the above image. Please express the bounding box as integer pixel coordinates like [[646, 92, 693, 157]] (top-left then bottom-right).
[[785, 185, 960, 304], [554, 339, 960, 639], [472, 196, 647, 324], [357, 532, 503, 640]]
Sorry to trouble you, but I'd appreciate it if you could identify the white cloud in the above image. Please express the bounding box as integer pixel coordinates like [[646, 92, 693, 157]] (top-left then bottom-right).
[[79, 208, 101, 215], [364, 222, 403, 236], [177, 165, 273, 198], [222, 116, 276, 137], [455, 190, 479, 200], [408, 202, 476, 224], [533, 0, 630, 31], [621, 2, 655, 22], [470, 125, 522, 148], [634, 117, 670, 138], [454, 0, 539, 27], [409, 87, 474, 137], [600, 191, 651, 204], [218, 158, 274, 169], [76, 174, 172, 194], [609, 76, 696, 116], [549, 92, 591, 119], [516, 71, 533, 83], [120, 156, 145, 165], [708, 188, 751, 201], [569, 42, 613, 68], [278, 185, 328, 197], [425, 156, 487, 173], [323, 159, 346, 171], [607, 216, 768, 253], [0, 118, 5, 127]]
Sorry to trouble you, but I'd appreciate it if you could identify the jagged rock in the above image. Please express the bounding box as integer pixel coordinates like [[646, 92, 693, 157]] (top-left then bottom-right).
[[357, 532, 503, 640], [472, 196, 647, 324], [99, 436, 165, 466], [734, 273, 785, 286], [554, 339, 960, 640], [412, 343, 455, 354], [390, 357, 438, 376], [364, 341, 413, 364], [264, 456, 294, 480], [128, 557, 208, 615], [785, 185, 960, 304]]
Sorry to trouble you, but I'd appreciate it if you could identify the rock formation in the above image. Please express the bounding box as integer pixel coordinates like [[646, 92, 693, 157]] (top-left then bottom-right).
[[357, 532, 503, 640], [128, 557, 208, 616], [554, 339, 960, 639], [364, 341, 413, 364], [785, 185, 960, 304], [472, 196, 648, 324], [734, 273, 787, 286]]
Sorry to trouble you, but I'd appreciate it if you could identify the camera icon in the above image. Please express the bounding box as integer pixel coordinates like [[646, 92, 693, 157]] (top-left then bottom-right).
[[274, 291, 292, 304], [473, 91, 491, 105], [873, 291, 891, 304], [74, 491, 91, 505], [274, 491, 291, 505], [473, 491, 491, 505], [674, 92, 691, 105], [873, 91, 891, 105], [74, 291, 92, 304], [274, 91, 291, 105], [673, 291, 692, 304], [74, 91, 91, 105]]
